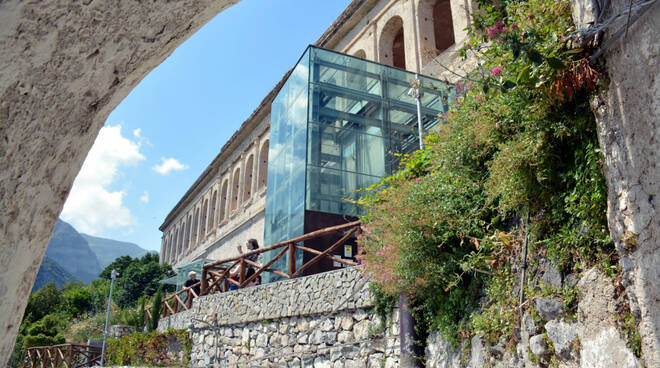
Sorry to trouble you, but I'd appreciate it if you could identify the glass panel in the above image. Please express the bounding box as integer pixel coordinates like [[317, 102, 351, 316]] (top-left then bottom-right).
[[263, 49, 310, 283], [265, 45, 454, 282]]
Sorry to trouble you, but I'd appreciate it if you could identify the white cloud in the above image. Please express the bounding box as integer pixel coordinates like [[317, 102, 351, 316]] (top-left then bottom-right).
[[133, 128, 142, 138], [61, 125, 145, 235], [152, 157, 188, 175], [140, 190, 150, 204]]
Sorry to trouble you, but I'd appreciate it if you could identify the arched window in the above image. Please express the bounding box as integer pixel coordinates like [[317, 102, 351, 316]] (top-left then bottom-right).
[[354, 49, 367, 59], [433, 0, 455, 52], [244, 155, 254, 201], [231, 168, 241, 211], [419, 0, 455, 57], [219, 180, 228, 222], [161, 236, 167, 264], [200, 199, 208, 239], [192, 207, 200, 246], [186, 214, 192, 249], [258, 140, 269, 189], [167, 234, 173, 263], [170, 229, 181, 263], [379, 16, 406, 69], [209, 190, 217, 230]]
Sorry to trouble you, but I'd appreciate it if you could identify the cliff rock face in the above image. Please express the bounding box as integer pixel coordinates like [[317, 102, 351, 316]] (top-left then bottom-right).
[[591, 0, 660, 366], [46, 220, 102, 283], [31, 255, 77, 292], [0, 0, 238, 364]]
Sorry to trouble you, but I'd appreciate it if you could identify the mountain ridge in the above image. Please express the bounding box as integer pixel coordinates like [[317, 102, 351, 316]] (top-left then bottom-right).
[[81, 233, 151, 268]]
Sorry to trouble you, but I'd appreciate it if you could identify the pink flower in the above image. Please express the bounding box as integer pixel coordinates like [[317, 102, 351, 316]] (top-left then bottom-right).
[[490, 67, 503, 77], [487, 27, 498, 40], [416, 178, 422, 183], [454, 81, 464, 91]]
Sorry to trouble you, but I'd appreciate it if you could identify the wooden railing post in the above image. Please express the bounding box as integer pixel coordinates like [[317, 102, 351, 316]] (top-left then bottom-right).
[[66, 344, 73, 368], [288, 242, 296, 277], [201, 267, 208, 296], [239, 259, 246, 285]]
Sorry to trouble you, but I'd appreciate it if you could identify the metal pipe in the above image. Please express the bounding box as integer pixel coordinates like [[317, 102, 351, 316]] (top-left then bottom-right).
[[399, 293, 422, 367], [519, 212, 530, 321], [100, 269, 119, 367]]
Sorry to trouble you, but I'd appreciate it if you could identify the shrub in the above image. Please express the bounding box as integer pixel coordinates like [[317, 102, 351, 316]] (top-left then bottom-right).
[[357, 0, 612, 345]]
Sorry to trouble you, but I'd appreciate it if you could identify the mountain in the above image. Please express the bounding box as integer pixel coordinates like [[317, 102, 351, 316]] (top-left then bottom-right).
[[81, 234, 150, 268], [32, 255, 78, 292], [45, 219, 103, 283]]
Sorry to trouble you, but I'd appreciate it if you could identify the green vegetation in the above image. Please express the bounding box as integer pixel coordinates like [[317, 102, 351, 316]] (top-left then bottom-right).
[[104, 328, 192, 366], [9, 254, 173, 368], [357, 0, 613, 348], [100, 253, 173, 308]]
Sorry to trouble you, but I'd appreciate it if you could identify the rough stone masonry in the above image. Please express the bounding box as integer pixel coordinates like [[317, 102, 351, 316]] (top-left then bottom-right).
[[158, 267, 401, 367], [0, 1, 239, 365]]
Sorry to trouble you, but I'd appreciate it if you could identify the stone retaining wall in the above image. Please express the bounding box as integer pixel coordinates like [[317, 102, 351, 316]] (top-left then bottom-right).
[[158, 267, 400, 367]]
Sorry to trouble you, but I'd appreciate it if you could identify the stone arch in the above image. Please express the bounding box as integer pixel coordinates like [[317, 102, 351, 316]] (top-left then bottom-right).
[[173, 228, 180, 262], [231, 167, 241, 211], [379, 16, 406, 69], [432, 0, 455, 52], [258, 140, 269, 189], [354, 49, 367, 59], [161, 236, 168, 264], [178, 224, 184, 258], [163, 231, 174, 263], [186, 214, 193, 250], [200, 198, 208, 239], [419, 0, 455, 57], [192, 207, 200, 246], [0, 3, 241, 360], [244, 154, 254, 201], [219, 179, 229, 222], [209, 189, 217, 230]]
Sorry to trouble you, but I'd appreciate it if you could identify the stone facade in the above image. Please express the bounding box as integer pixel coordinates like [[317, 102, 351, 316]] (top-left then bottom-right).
[[158, 267, 400, 367]]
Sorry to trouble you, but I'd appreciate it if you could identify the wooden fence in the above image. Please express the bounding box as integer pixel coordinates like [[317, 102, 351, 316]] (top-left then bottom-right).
[[148, 220, 361, 319], [24, 344, 101, 368], [144, 280, 200, 323]]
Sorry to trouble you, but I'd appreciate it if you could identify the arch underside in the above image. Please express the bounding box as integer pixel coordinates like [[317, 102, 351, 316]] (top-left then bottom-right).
[[0, 0, 241, 363]]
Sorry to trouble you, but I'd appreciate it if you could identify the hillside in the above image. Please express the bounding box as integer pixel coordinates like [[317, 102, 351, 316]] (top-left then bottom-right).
[[81, 234, 150, 268], [32, 255, 78, 292], [45, 220, 103, 283]]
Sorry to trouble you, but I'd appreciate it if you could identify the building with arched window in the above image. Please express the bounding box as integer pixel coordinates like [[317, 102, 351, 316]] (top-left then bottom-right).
[[160, 0, 473, 270]]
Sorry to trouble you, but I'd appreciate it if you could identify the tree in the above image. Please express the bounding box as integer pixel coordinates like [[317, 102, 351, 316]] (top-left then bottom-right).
[[23, 283, 62, 324], [61, 282, 92, 318], [23, 314, 65, 348], [106, 254, 173, 308], [147, 286, 163, 332]]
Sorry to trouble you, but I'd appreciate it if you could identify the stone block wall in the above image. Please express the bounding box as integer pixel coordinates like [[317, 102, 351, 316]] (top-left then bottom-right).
[[158, 267, 400, 367], [190, 307, 400, 367]]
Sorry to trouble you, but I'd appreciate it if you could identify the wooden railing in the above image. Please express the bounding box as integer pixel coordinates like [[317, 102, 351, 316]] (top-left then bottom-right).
[[24, 344, 101, 368], [149, 221, 361, 319], [145, 281, 200, 321], [201, 221, 360, 296]]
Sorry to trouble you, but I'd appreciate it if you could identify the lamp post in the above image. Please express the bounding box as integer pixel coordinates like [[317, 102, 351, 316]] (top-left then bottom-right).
[[100, 269, 119, 367], [407, 75, 425, 150]]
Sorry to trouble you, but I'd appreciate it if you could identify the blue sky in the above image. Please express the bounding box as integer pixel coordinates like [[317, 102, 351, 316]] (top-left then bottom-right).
[[60, 0, 353, 252]]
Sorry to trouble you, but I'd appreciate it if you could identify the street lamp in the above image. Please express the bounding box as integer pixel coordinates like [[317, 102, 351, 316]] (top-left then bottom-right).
[[407, 75, 425, 150], [100, 269, 119, 367]]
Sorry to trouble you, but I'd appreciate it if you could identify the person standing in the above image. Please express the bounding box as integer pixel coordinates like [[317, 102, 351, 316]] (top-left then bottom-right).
[[184, 271, 201, 300]]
